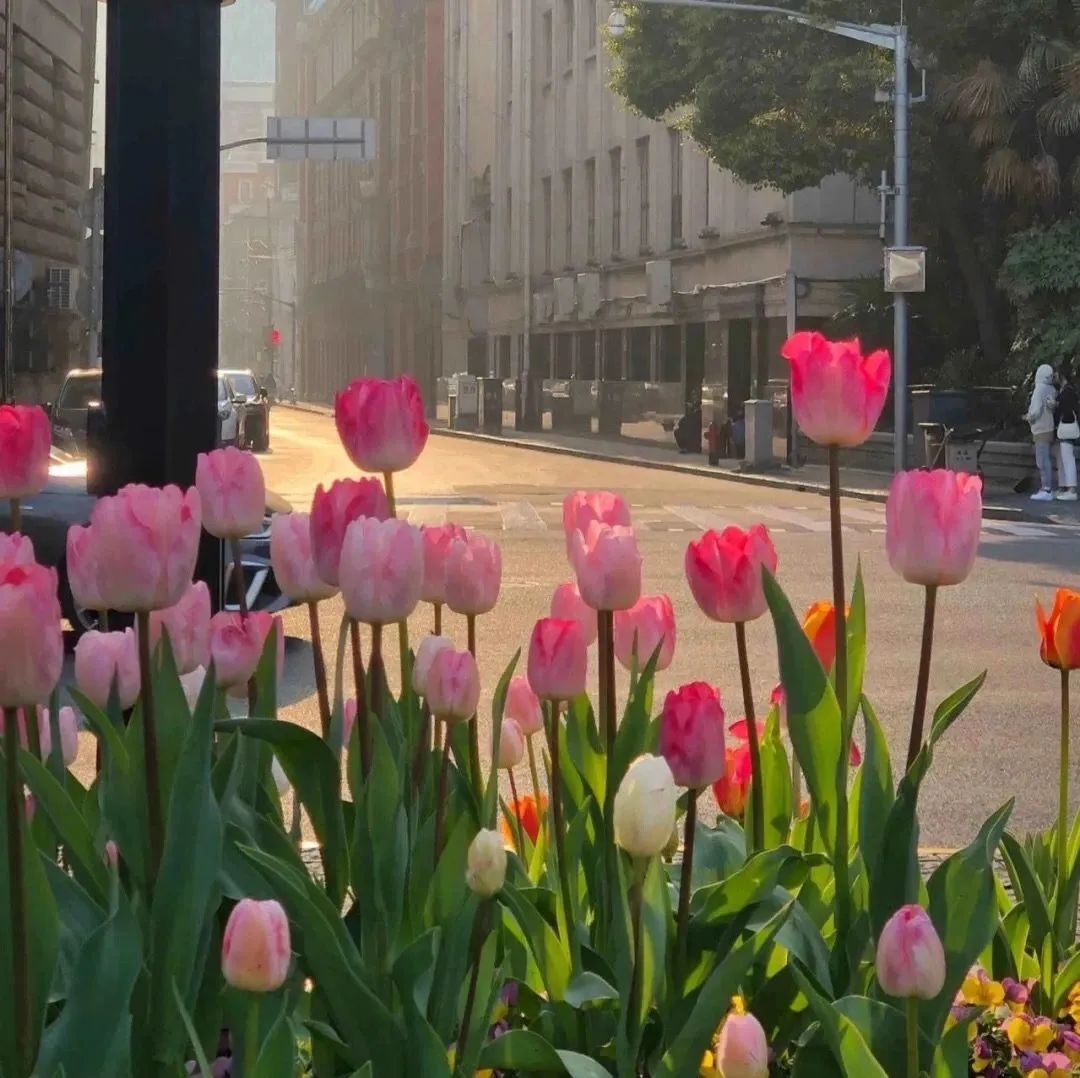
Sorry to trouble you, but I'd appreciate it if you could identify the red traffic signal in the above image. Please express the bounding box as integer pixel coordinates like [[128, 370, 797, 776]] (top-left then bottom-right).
[[268, 327, 283, 347]]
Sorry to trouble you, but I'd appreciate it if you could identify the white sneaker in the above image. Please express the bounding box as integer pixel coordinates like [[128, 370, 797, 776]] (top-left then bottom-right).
[[1056, 490, 1079, 502], [1031, 489, 1055, 501]]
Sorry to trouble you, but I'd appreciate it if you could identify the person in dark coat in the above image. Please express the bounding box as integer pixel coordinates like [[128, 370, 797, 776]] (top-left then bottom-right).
[[1055, 363, 1079, 501]]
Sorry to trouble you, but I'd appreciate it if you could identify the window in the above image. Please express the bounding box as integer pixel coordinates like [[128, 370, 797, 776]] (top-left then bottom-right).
[[586, 0, 598, 49], [577, 331, 597, 379], [629, 327, 651, 381], [563, 0, 575, 64], [542, 176, 553, 271], [609, 147, 622, 254], [562, 167, 573, 266], [670, 129, 683, 243], [555, 334, 573, 378], [238, 179, 253, 204], [637, 136, 650, 249], [585, 157, 597, 261], [542, 11, 553, 78], [505, 186, 513, 273], [496, 335, 512, 378]]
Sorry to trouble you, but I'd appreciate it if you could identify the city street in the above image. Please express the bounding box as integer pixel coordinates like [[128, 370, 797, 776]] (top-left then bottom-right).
[[265, 405, 1077, 850]]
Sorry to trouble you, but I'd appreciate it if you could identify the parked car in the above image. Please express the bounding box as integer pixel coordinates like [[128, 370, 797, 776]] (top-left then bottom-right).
[[0, 451, 293, 639], [218, 373, 241, 447], [220, 368, 271, 452], [46, 369, 103, 455]]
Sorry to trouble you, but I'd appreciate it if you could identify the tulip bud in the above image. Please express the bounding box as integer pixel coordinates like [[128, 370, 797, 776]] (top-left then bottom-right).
[[505, 675, 544, 736], [550, 581, 598, 646], [1038, 588, 1080, 671], [335, 374, 429, 474], [875, 904, 946, 1000], [498, 718, 525, 769], [0, 404, 50, 500], [570, 521, 642, 612], [196, 447, 266, 540], [412, 634, 454, 697], [465, 829, 507, 897], [210, 611, 283, 693], [563, 490, 631, 560], [614, 594, 676, 671], [221, 898, 292, 993], [445, 533, 502, 617], [613, 755, 680, 859], [659, 682, 726, 790], [74, 629, 140, 711], [685, 525, 777, 625], [425, 647, 480, 722], [146, 581, 212, 676], [527, 618, 587, 702], [714, 1007, 769, 1078], [0, 560, 63, 708]]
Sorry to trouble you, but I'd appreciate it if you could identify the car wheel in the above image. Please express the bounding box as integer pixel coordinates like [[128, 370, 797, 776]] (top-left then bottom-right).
[[58, 557, 133, 642]]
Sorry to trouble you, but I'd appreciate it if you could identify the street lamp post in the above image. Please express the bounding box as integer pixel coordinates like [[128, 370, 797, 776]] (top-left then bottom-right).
[[610, 0, 913, 471]]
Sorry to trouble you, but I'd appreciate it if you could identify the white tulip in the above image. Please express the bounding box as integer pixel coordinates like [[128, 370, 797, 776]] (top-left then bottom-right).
[[613, 754, 680, 859], [465, 828, 507, 897]]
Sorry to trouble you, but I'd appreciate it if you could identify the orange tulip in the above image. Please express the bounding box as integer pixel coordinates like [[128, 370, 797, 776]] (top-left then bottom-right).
[[802, 602, 840, 672], [501, 793, 548, 850], [1037, 589, 1080, 670]]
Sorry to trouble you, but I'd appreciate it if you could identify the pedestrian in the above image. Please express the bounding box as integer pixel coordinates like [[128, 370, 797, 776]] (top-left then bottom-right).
[[1025, 363, 1057, 501], [1055, 363, 1079, 502]]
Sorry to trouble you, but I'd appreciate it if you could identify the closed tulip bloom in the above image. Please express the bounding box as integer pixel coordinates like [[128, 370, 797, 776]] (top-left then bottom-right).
[[570, 521, 642, 612], [0, 404, 50, 500], [501, 793, 547, 848], [686, 525, 778, 624], [66, 525, 105, 612], [1038, 589, 1080, 670], [550, 580, 598, 646], [613, 754, 680, 858], [340, 517, 423, 625], [465, 829, 507, 897], [802, 601, 839, 672], [780, 331, 891, 448], [498, 717, 526, 769], [180, 666, 207, 711], [614, 594, 676, 671], [335, 374, 429, 474], [0, 561, 62, 708], [210, 611, 283, 692], [196, 447, 265, 540], [563, 490, 631, 558], [221, 898, 291, 993], [412, 634, 455, 696], [712, 745, 752, 817], [528, 617, 587, 701], [309, 478, 390, 587], [886, 470, 983, 587], [91, 484, 201, 612], [714, 1008, 769, 1078], [0, 532, 34, 568], [875, 904, 947, 999], [37, 706, 79, 767], [74, 628, 139, 710], [425, 647, 480, 722], [420, 523, 468, 605], [147, 581, 211, 675], [505, 675, 544, 736], [444, 533, 502, 616], [659, 682, 726, 789], [271, 512, 337, 603]]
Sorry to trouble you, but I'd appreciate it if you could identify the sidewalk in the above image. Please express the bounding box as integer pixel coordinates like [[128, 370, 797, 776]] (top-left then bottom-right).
[[282, 401, 1078, 525]]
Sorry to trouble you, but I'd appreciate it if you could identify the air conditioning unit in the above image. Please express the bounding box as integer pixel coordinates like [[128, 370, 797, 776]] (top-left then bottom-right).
[[576, 272, 601, 319], [646, 259, 672, 309], [553, 276, 576, 321], [532, 291, 553, 324], [46, 267, 79, 311]]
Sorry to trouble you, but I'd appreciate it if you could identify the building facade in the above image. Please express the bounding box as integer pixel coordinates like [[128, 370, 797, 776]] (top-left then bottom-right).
[[287, 0, 444, 405], [442, 0, 882, 440]]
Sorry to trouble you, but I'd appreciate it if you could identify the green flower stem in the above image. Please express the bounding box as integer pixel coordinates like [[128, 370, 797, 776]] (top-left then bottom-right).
[[466, 614, 482, 801], [674, 788, 698, 988], [383, 470, 396, 517], [507, 767, 527, 858], [734, 622, 764, 852], [906, 585, 938, 770], [598, 610, 616, 752], [1060, 668, 1071, 894], [99, 608, 110, 632], [136, 611, 163, 890], [433, 722, 453, 870], [8, 496, 19, 533], [412, 700, 433, 790], [230, 537, 248, 615], [526, 736, 543, 849], [455, 899, 491, 1073], [349, 620, 370, 778], [905, 996, 919, 1078], [3, 706, 29, 1076], [243, 993, 261, 1077], [626, 859, 646, 1044], [307, 601, 331, 741], [548, 700, 577, 961]]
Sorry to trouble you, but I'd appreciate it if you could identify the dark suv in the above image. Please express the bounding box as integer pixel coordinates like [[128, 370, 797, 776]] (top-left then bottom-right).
[[221, 368, 271, 452]]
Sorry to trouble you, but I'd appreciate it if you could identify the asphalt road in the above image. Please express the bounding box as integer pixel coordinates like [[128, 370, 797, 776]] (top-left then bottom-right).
[[221, 408, 1080, 849]]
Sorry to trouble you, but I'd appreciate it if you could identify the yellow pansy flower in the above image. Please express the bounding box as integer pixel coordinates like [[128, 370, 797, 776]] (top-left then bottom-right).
[[961, 973, 1005, 1008], [1004, 1015, 1056, 1053]]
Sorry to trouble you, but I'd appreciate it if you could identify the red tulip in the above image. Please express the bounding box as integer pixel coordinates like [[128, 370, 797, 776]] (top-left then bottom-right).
[[659, 682, 726, 789], [501, 792, 547, 848], [886, 469, 983, 587], [614, 593, 676, 671], [445, 533, 502, 616], [309, 478, 390, 587], [570, 521, 642, 612], [146, 581, 211, 675], [0, 560, 62, 707], [505, 675, 544, 736], [686, 525, 778, 624], [196, 447, 266, 540], [425, 647, 480, 722], [550, 580, 598, 645], [271, 511, 337, 603], [780, 331, 891, 448], [0, 404, 50, 500], [74, 628, 139, 710], [420, 522, 467, 605], [221, 898, 291, 992], [875, 904, 946, 999], [210, 611, 283, 692], [563, 490, 631, 558], [335, 375, 429, 474], [527, 617, 587, 701], [66, 525, 104, 612], [340, 517, 423, 625]]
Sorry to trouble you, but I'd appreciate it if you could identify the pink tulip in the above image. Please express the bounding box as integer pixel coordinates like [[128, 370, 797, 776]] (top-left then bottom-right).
[[0, 404, 50, 500], [74, 628, 140, 711], [444, 533, 502, 616], [425, 647, 480, 722], [550, 581, 598, 646], [0, 532, 34, 568], [66, 525, 105, 612], [420, 523, 468, 605], [334, 374, 430, 474], [875, 904, 947, 999], [886, 470, 983, 587], [505, 675, 544, 736], [570, 521, 642, 612], [180, 667, 206, 711], [527, 618, 587, 701], [309, 478, 390, 587], [714, 1009, 769, 1078], [221, 898, 292, 992], [563, 490, 631, 558], [412, 634, 454, 696], [146, 581, 211, 675], [0, 562, 62, 708], [498, 717, 526, 769], [339, 517, 423, 625], [686, 525, 778, 624], [780, 331, 892, 448], [614, 594, 676, 671], [271, 512, 336, 603], [90, 484, 202, 612], [196, 447, 266, 540], [37, 706, 79, 767], [659, 682, 726, 789], [209, 611, 283, 692]]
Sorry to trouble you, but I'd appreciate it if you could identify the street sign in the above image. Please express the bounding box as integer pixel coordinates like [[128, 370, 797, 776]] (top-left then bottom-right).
[[265, 117, 376, 162]]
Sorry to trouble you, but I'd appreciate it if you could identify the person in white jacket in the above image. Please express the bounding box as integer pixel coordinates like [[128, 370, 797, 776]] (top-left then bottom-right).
[[1026, 363, 1057, 500]]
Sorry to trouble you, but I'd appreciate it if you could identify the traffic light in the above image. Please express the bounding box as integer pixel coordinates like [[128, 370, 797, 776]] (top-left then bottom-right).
[[268, 327, 283, 347]]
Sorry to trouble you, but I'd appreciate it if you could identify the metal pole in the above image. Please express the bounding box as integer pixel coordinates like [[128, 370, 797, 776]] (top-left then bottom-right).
[[3, 0, 14, 401], [893, 25, 909, 472]]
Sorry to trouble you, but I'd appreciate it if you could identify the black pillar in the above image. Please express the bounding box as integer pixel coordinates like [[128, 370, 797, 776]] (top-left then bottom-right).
[[101, 0, 222, 596]]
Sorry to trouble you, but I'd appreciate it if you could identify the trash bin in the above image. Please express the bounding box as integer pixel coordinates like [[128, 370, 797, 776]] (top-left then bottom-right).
[[479, 377, 503, 434], [515, 375, 542, 432], [448, 374, 479, 431], [571, 380, 595, 433], [597, 381, 624, 437]]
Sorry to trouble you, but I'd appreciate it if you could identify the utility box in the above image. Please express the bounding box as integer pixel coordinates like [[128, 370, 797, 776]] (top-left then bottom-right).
[[744, 399, 775, 467], [597, 381, 624, 438], [448, 374, 479, 431], [478, 377, 503, 434]]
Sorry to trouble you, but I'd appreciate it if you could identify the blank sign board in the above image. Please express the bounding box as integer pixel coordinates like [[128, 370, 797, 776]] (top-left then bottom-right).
[[265, 117, 376, 162]]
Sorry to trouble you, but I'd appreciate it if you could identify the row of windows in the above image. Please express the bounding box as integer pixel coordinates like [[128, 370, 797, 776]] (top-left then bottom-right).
[[540, 0, 600, 78]]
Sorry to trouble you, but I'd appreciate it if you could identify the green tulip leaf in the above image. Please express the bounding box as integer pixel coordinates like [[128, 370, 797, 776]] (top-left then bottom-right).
[[758, 709, 793, 849], [858, 696, 894, 881], [500, 882, 571, 1001], [1000, 830, 1053, 963], [482, 652, 519, 831], [844, 564, 868, 733], [792, 967, 889, 1077], [479, 1030, 612, 1077]]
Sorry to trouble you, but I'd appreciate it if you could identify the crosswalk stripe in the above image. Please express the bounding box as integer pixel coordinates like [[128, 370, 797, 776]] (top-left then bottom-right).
[[842, 505, 887, 524], [750, 505, 847, 533], [407, 504, 448, 526], [983, 521, 1058, 539], [500, 501, 547, 530], [663, 505, 733, 531]]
